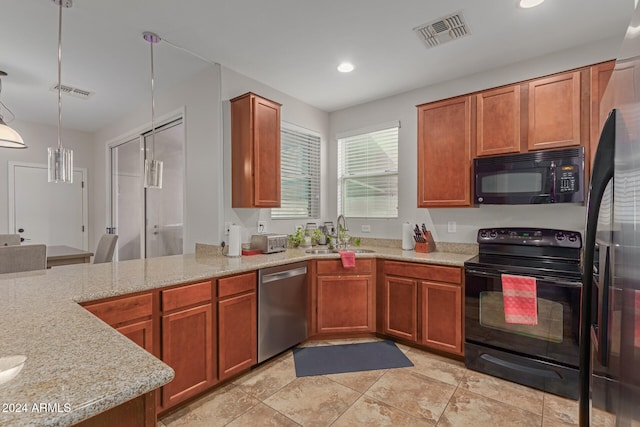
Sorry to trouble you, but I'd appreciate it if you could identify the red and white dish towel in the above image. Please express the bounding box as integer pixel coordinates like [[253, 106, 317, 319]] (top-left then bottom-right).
[[501, 274, 538, 325], [339, 251, 355, 268]]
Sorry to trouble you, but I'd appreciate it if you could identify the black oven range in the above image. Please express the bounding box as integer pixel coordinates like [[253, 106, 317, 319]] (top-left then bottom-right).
[[464, 227, 582, 399]]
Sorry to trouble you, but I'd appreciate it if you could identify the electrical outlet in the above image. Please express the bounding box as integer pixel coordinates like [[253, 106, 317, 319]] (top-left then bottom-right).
[[361, 224, 371, 233], [224, 222, 232, 235], [447, 221, 457, 233], [257, 221, 266, 234]]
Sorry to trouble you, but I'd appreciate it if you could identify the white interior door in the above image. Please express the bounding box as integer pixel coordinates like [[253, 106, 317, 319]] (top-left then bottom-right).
[[8, 162, 88, 249], [110, 137, 144, 261]]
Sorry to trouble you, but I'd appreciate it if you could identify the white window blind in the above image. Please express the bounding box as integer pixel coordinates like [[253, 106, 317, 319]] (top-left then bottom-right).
[[271, 124, 321, 219], [338, 124, 399, 218]]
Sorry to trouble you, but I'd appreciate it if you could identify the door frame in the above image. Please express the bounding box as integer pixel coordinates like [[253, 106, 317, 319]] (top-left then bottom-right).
[[7, 161, 89, 250], [105, 107, 186, 261]]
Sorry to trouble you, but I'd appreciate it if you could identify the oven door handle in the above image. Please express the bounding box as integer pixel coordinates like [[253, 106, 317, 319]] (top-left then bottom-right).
[[465, 268, 582, 288]]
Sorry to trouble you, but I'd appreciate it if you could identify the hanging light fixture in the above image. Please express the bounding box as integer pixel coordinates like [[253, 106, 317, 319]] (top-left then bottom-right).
[[48, 0, 73, 183], [143, 31, 163, 189], [0, 71, 27, 149]]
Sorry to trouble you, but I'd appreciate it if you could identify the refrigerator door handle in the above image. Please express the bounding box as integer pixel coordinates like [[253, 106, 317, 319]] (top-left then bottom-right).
[[579, 109, 616, 424], [598, 246, 611, 367]]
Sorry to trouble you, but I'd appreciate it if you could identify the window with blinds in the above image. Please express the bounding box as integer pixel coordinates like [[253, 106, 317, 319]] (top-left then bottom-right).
[[271, 124, 321, 219], [338, 123, 399, 218]]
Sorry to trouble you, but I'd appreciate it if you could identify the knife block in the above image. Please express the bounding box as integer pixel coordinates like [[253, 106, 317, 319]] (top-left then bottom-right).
[[414, 242, 430, 253], [415, 231, 436, 253]]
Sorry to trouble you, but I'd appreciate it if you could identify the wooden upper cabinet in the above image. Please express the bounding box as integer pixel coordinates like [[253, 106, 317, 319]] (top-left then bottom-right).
[[590, 62, 615, 151], [231, 92, 281, 208], [476, 85, 521, 156], [527, 71, 581, 150], [417, 95, 472, 207]]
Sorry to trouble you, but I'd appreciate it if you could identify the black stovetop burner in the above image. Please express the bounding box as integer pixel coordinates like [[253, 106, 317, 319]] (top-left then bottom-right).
[[465, 227, 583, 281]]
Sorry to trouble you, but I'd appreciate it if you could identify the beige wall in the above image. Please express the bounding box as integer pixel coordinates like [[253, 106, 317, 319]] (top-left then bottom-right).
[[0, 119, 93, 241], [328, 37, 622, 243]]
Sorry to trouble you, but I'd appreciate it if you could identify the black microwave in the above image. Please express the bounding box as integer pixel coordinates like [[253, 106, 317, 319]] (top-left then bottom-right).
[[473, 147, 584, 205]]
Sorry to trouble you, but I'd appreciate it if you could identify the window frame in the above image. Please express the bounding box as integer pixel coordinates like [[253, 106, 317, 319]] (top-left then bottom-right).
[[271, 122, 321, 220], [337, 121, 400, 219]]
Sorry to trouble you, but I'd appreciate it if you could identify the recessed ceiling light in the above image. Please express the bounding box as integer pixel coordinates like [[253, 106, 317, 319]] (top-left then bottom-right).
[[519, 0, 544, 8], [337, 62, 355, 73]]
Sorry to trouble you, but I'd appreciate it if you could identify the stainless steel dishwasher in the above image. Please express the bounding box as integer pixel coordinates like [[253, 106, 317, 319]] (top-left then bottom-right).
[[258, 261, 308, 363]]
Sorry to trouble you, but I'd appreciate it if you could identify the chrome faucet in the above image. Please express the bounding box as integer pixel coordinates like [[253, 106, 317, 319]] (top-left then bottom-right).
[[336, 214, 349, 249]]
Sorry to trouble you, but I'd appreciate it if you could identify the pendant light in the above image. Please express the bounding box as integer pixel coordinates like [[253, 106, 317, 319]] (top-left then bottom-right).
[[0, 71, 27, 149], [48, 0, 73, 183], [143, 31, 163, 189]]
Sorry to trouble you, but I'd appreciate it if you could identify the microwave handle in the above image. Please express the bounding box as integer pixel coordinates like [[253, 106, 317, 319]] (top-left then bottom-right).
[[549, 161, 556, 203]]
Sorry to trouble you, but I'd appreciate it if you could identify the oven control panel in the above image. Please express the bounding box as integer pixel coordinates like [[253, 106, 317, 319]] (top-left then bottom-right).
[[477, 227, 582, 248]]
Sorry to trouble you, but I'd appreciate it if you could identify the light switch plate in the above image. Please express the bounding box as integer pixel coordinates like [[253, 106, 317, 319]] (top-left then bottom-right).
[[361, 224, 371, 233], [447, 221, 457, 233]]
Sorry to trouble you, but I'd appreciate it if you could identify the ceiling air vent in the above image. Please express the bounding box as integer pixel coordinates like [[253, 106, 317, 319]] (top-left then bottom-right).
[[49, 83, 94, 100], [413, 11, 470, 49]]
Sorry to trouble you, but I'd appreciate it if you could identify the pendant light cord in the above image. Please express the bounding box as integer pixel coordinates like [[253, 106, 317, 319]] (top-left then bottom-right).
[[57, 0, 63, 150], [150, 38, 156, 162]]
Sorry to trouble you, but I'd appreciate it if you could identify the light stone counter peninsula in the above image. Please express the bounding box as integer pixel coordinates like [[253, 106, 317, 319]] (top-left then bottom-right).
[[0, 243, 475, 426]]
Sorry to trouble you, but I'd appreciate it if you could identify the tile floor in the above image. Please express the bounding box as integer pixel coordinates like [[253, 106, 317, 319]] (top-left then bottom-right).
[[158, 338, 615, 426]]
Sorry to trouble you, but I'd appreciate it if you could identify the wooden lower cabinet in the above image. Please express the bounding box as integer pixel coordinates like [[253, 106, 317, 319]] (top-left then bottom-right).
[[383, 276, 418, 342], [160, 281, 215, 411], [382, 261, 463, 356], [117, 319, 154, 353], [218, 272, 257, 381], [420, 281, 463, 355], [83, 292, 156, 355], [317, 275, 374, 333], [313, 259, 375, 335], [161, 304, 214, 408], [75, 390, 156, 427]]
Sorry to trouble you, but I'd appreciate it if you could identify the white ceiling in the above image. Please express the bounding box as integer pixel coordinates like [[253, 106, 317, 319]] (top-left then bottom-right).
[[0, 0, 634, 133]]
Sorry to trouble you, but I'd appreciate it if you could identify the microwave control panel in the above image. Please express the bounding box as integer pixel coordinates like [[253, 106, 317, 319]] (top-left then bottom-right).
[[557, 165, 579, 193]]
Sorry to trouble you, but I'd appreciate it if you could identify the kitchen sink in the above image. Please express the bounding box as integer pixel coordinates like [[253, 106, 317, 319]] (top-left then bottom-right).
[[305, 248, 376, 254], [333, 248, 375, 253], [305, 248, 334, 254]]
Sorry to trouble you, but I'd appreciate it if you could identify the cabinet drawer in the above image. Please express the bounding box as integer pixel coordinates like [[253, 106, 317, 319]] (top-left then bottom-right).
[[162, 281, 213, 312], [218, 272, 257, 299], [384, 261, 461, 284], [316, 259, 373, 275], [84, 293, 153, 326]]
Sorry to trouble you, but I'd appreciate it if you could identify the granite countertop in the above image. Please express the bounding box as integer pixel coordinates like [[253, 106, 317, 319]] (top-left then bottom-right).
[[0, 244, 475, 426]]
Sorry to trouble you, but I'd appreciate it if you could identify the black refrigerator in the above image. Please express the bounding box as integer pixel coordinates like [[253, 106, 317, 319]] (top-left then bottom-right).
[[580, 4, 640, 425]]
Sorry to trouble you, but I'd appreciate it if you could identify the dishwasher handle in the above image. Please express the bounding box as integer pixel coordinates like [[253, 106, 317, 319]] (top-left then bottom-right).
[[261, 266, 307, 284]]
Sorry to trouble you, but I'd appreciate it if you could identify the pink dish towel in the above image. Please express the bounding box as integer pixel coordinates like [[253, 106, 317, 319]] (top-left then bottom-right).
[[501, 274, 538, 325], [340, 251, 356, 268]]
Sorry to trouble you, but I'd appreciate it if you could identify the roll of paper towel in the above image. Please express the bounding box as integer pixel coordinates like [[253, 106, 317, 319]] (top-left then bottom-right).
[[227, 225, 242, 257], [402, 222, 414, 250]]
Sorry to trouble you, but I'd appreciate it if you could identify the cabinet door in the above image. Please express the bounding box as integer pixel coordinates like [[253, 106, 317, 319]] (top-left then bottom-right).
[[383, 276, 418, 342], [317, 275, 374, 333], [590, 61, 615, 165], [420, 281, 462, 355], [476, 85, 521, 156], [528, 71, 581, 150], [417, 95, 471, 207], [218, 292, 257, 380], [161, 304, 214, 408], [253, 96, 281, 207], [117, 319, 154, 354]]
